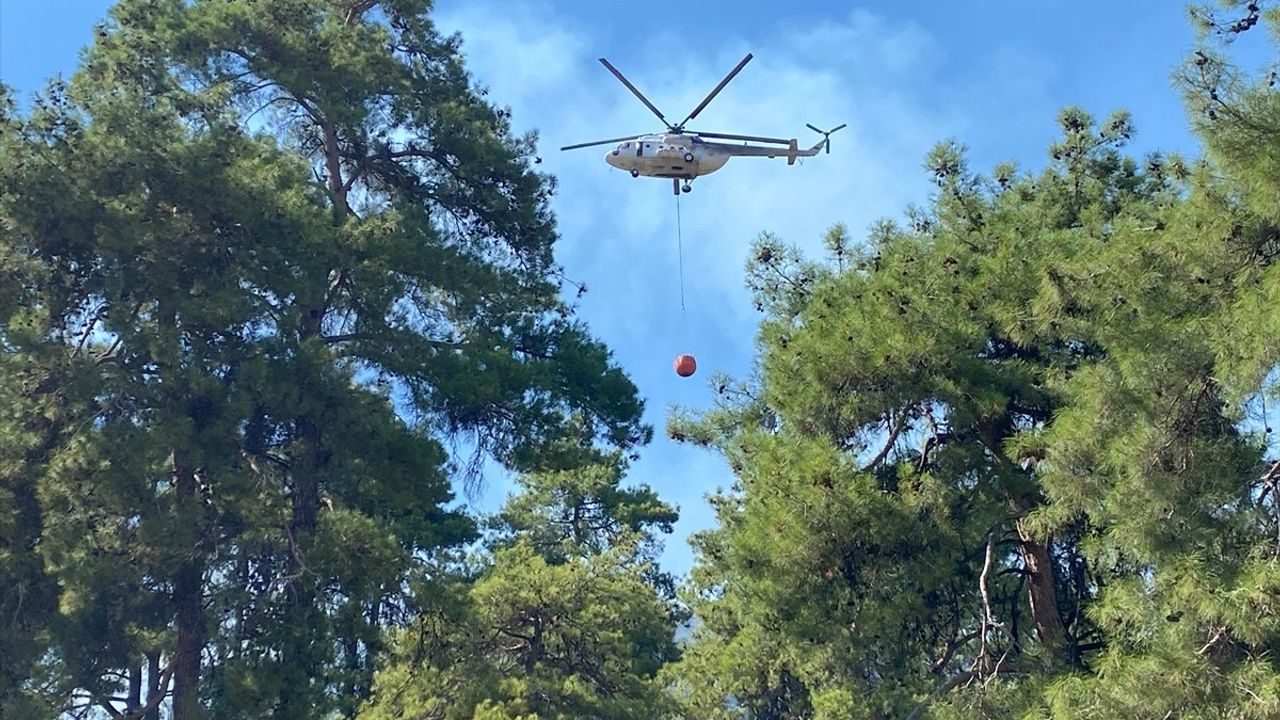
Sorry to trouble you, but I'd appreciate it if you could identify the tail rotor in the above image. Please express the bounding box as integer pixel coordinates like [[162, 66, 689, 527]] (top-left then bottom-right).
[[806, 123, 847, 154]]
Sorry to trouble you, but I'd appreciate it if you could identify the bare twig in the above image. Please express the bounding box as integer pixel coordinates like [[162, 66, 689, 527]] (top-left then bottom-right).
[[976, 531, 1004, 673], [864, 411, 908, 471], [917, 407, 944, 472], [985, 647, 1011, 688], [903, 665, 1021, 720], [1197, 625, 1228, 655], [92, 661, 173, 720], [89, 301, 143, 367], [345, 0, 378, 24], [930, 631, 980, 673], [1262, 460, 1280, 485], [1262, 461, 1280, 558], [70, 302, 109, 359]]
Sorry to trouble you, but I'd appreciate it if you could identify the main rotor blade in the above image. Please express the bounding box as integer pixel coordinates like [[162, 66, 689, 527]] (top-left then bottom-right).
[[598, 58, 671, 128], [677, 53, 753, 128], [560, 134, 643, 151], [693, 130, 792, 145]]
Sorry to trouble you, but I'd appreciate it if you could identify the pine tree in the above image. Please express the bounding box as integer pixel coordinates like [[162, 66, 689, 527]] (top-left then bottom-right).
[[357, 456, 682, 720], [1027, 4, 1280, 717], [0, 1, 649, 717], [665, 4, 1280, 711]]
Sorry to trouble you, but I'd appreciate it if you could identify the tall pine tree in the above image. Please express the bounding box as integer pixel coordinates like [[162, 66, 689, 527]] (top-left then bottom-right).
[[666, 3, 1280, 716], [0, 1, 648, 717], [356, 454, 683, 720]]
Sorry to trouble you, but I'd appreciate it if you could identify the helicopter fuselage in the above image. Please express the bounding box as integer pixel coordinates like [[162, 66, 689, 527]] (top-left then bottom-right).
[[561, 53, 842, 193], [604, 134, 730, 179]]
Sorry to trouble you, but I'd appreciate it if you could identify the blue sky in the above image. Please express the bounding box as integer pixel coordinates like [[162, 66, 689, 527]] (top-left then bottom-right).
[[1, 1, 1266, 578]]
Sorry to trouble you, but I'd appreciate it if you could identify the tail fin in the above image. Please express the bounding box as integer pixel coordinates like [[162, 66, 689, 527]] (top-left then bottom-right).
[[787, 139, 798, 165], [806, 122, 847, 154]]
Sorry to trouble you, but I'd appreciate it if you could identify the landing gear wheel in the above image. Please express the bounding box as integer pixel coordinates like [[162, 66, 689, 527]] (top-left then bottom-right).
[[681, 183, 692, 193], [630, 168, 640, 178], [683, 152, 694, 162]]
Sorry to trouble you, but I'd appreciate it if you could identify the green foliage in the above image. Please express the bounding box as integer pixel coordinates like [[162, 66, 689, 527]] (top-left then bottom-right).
[[357, 459, 682, 720], [490, 452, 678, 564], [360, 538, 680, 717], [6, 1, 1280, 718], [665, 10, 1280, 717], [0, 1, 647, 717]]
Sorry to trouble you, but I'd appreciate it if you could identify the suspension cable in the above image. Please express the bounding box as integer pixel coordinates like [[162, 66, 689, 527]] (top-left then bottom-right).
[[675, 191, 686, 316]]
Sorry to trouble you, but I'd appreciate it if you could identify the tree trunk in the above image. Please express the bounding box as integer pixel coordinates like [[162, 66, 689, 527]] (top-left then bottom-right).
[[976, 414, 1069, 660], [127, 663, 142, 711], [171, 457, 205, 720], [276, 113, 346, 719], [145, 651, 162, 720], [278, 414, 323, 720], [278, 264, 327, 717], [1015, 516, 1066, 656]]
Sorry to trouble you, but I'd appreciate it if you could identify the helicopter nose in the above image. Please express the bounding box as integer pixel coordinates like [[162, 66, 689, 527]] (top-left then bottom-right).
[[605, 149, 620, 167]]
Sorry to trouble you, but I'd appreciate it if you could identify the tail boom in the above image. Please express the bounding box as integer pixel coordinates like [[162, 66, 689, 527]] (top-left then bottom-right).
[[787, 138, 827, 163]]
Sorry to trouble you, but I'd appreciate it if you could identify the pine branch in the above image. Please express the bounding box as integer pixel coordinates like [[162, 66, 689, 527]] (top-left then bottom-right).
[[1262, 460, 1280, 485], [917, 408, 946, 472], [91, 662, 174, 720], [1261, 460, 1280, 558], [902, 664, 1022, 720], [320, 332, 460, 349], [863, 411, 907, 470], [70, 301, 109, 359], [91, 301, 145, 367], [344, 0, 378, 25], [978, 532, 1003, 663], [929, 631, 981, 673], [1197, 625, 1229, 655], [95, 700, 124, 719]]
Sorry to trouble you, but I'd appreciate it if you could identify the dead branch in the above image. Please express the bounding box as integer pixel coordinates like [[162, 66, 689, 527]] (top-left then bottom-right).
[[92, 661, 173, 720], [975, 531, 1005, 674], [345, 0, 378, 24], [1263, 460, 1280, 485], [70, 301, 109, 359], [930, 631, 980, 673], [1197, 625, 1228, 656], [902, 664, 1021, 720], [864, 411, 908, 470]]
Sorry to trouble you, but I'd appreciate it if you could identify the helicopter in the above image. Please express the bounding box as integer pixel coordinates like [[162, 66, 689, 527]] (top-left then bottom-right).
[[560, 53, 846, 195]]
